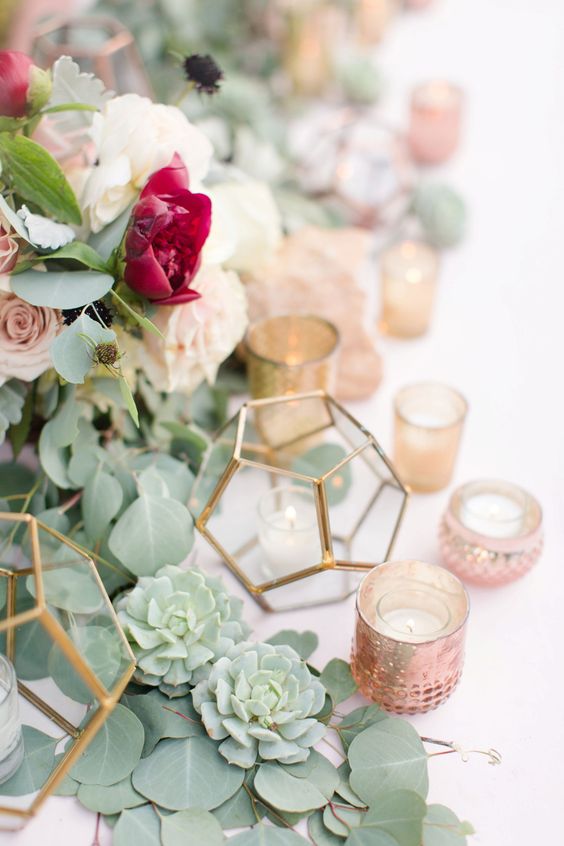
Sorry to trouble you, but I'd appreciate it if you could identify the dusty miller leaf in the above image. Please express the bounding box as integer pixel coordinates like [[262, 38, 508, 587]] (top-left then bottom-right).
[[49, 56, 111, 132]]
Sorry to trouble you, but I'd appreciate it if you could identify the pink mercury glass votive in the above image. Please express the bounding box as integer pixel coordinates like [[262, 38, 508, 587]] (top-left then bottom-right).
[[351, 561, 469, 714], [439, 479, 543, 587], [409, 81, 463, 165]]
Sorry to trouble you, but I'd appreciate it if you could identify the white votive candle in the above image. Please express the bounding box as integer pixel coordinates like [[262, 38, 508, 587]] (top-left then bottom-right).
[[375, 586, 451, 642], [258, 487, 321, 579], [460, 491, 524, 538]]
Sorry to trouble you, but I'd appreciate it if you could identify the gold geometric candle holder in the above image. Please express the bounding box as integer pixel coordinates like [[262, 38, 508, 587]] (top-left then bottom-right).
[[0, 513, 135, 830], [189, 391, 409, 612]]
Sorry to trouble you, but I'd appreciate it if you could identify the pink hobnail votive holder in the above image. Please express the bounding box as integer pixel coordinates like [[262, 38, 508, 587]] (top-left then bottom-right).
[[351, 561, 469, 715], [408, 81, 463, 165], [439, 480, 543, 587]]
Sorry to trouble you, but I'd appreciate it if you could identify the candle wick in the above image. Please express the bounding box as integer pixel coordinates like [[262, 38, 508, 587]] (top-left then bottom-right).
[[405, 618, 416, 633], [285, 505, 297, 529]]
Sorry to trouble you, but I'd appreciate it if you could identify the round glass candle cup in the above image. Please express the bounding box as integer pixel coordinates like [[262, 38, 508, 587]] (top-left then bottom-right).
[[284, 5, 344, 96], [355, 0, 397, 45], [379, 240, 440, 338], [351, 560, 469, 714], [408, 81, 463, 165], [439, 480, 544, 586], [0, 655, 23, 785], [258, 486, 321, 580], [245, 315, 340, 399], [394, 382, 468, 493]]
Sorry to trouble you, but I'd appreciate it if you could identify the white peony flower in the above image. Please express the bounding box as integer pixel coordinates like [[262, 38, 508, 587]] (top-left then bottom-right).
[[205, 179, 282, 275], [143, 265, 248, 395], [67, 94, 213, 233], [17, 205, 75, 250]]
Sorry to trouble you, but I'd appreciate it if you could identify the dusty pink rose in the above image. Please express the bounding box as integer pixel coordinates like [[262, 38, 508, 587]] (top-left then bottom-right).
[[0, 294, 60, 386], [0, 227, 18, 274]]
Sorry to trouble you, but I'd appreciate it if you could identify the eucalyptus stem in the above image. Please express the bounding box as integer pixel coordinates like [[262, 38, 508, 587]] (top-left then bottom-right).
[[422, 737, 502, 765], [90, 812, 101, 846]]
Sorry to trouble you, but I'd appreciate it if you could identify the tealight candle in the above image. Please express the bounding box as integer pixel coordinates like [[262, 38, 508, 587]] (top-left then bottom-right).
[[258, 486, 322, 579], [351, 560, 469, 713], [440, 480, 543, 586], [394, 382, 468, 492], [0, 655, 23, 785], [409, 81, 463, 165], [379, 240, 439, 338]]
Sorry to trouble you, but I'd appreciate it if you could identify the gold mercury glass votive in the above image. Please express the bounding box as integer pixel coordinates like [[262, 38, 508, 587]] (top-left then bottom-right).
[[246, 315, 339, 400], [379, 240, 439, 338], [351, 560, 469, 714], [439, 479, 544, 586], [394, 382, 468, 493], [408, 80, 463, 165]]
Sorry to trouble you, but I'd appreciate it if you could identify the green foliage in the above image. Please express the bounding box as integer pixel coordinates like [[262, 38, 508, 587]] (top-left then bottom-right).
[[12, 269, 114, 310], [229, 824, 310, 844], [160, 809, 225, 846], [0, 727, 57, 796], [77, 776, 145, 814], [266, 629, 318, 660], [82, 466, 123, 542], [423, 805, 474, 845], [254, 753, 339, 814], [0, 380, 26, 447], [70, 705, 145, 786], [122, 690, 204, 756], [320, 658, 358, 705], [113, 805, 161, 846]]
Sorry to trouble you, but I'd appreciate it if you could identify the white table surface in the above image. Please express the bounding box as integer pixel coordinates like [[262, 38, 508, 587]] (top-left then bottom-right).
[[3, 0, 563, 842]]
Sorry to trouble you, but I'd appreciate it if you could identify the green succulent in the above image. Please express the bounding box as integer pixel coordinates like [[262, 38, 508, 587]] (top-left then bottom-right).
[[412, 182, 467, 248], [114, 566, 250, 697], [192, 641, 327, 768]]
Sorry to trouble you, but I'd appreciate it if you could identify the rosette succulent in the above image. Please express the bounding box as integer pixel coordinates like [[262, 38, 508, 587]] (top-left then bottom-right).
[[114, 565, 250, 697], [192, 641, 327, 768]]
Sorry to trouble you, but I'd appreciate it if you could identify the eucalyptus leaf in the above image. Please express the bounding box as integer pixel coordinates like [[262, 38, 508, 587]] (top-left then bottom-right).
[[50, 315, 116, 384], [323, 803, 365, 837], [308, 811, 344, 846], [137, 466, 170, 498], [48, 387, 81, 447], [293, 444, 352, 506], [119, 377, 139, 427], [109, 494, 194, 577], [52, 756, 80, 796], [0, 381, 26, 448], [131, 453, 194, 503], [0, 462, 36, 497], [70, 704, 145, 785], [228, 824, 310, 845], [7, 385, 33, 457], [0, 726, 57, 796], [77, 776, 145, 814], [12, 610, 52, 681], [266, 630, 318, 661], [132, 736, 244, 811], [83, 467, 123, 542], [349, 719, 429, 803], [113, 805, 161, 846], [122, 690, 204, 757], [337, 705, 387, 752], [68, 444, 108, 487], [336, 762, 365, 808], [357, 789, 426, 846], [423, 804, 473, 845], [12, 269, 114, 309], [38, 422, 73, 489], [27, 566, 105, 614], [33, 507, 70, 537], [160, 809, 225, 846], [213, 775, 266, 829], [49, 626, 124, 704], [320, 659, 357, 705], [345, 830, 399, 846], [255, 753, 339, 814]]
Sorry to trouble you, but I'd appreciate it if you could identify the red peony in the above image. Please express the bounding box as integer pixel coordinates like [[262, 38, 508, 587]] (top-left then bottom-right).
[[0, 51, 34, 118], [123, 154, 212, 306]]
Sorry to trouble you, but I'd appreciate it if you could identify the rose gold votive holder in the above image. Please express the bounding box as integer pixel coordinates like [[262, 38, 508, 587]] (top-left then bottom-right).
[[245, 315, 339, 399], [351, 561, 469, 714], [439, 480, 544, 587], [409, 81, 463, 165], [379, 240, 439, 338], [394, 382, 468, 493]]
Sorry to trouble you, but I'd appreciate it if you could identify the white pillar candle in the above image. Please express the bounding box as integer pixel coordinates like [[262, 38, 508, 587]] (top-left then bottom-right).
[[0, 655, 23, 785], [258, 487, 321, 579]]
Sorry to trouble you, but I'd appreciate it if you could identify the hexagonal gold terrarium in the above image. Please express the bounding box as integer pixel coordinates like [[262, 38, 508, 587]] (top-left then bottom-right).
[[189, 391, 409, 612], [0, 513, 135, 830]]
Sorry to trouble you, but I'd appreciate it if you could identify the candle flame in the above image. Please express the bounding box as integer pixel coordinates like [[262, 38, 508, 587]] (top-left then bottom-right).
[[285, 505, 297, 528]]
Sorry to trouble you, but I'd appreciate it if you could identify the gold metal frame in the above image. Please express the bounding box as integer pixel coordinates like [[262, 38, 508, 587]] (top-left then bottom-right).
[[191, 391, 409, 612], [0, 514, 135, 830]]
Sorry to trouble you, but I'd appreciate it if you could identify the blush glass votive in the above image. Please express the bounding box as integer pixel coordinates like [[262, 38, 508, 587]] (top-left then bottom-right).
[[409, 81, 463, 165], [379, 240, 439, 338], [439, 480, 544, 586], [246, 315, 339, 399], [351, 560, 469, 714], [394, 382, 468, 492]]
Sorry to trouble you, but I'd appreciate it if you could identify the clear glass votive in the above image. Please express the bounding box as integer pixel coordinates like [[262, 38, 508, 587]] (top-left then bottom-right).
[[439, 479, 544, 586], [257, 486, 322, 581], [351, 560, 469, 713], [246, 315, 340, 399], [379, 240, 439, 338], [409, 81, 463, 165], [394, 382, 468, 493], [0, 655, 23, 785]]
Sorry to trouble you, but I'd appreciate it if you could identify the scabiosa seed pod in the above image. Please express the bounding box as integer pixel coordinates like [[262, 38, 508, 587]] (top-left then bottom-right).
[[183, 54, 224, 95]]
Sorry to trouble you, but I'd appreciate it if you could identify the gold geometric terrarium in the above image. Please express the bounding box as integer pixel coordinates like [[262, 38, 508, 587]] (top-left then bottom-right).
[[0, 513, 135, 830], [189, 391, 409, 612]]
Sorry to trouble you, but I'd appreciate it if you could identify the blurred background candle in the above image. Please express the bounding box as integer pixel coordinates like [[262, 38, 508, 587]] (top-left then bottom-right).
[[351, 560, 469, 713], [409, 80, 463, 165], [394, 382, 468, 492], [379, 240, 439, 337], [355, 0, 397, 45], [284, 3, 345, 96], [440, 480, 544, 586], [0, 655, 23, 785], [258, 486, 321, 579]]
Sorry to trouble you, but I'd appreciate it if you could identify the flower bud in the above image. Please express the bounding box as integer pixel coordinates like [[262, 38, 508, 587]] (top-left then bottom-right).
[[0, 51, 52, 119]]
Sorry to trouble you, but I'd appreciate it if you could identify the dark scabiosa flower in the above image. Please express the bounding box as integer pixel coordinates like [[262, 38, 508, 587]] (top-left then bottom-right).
[[182, 54, 224, 95], [94, 341, 120, 368], [62, 301, 113, 328]]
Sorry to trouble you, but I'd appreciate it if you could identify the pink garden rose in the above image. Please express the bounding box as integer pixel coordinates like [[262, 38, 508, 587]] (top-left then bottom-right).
[[0, 228, 18, 274], [124, 153, 212, 306], [0, 294, 60, 386]]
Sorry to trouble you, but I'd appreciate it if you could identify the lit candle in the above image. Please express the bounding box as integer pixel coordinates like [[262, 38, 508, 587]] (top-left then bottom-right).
[[394, 382, 468, 493], [379, 240, 439, 338], [409, 80, 463, 165], [0, 655, 23, 785], [351, 561, 469, 713], [440, 480, 543, 586], [258, 486, 321, 579]]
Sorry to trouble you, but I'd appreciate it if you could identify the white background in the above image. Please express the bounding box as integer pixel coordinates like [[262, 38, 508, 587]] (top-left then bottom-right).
[[3, 0, 564, 843]]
